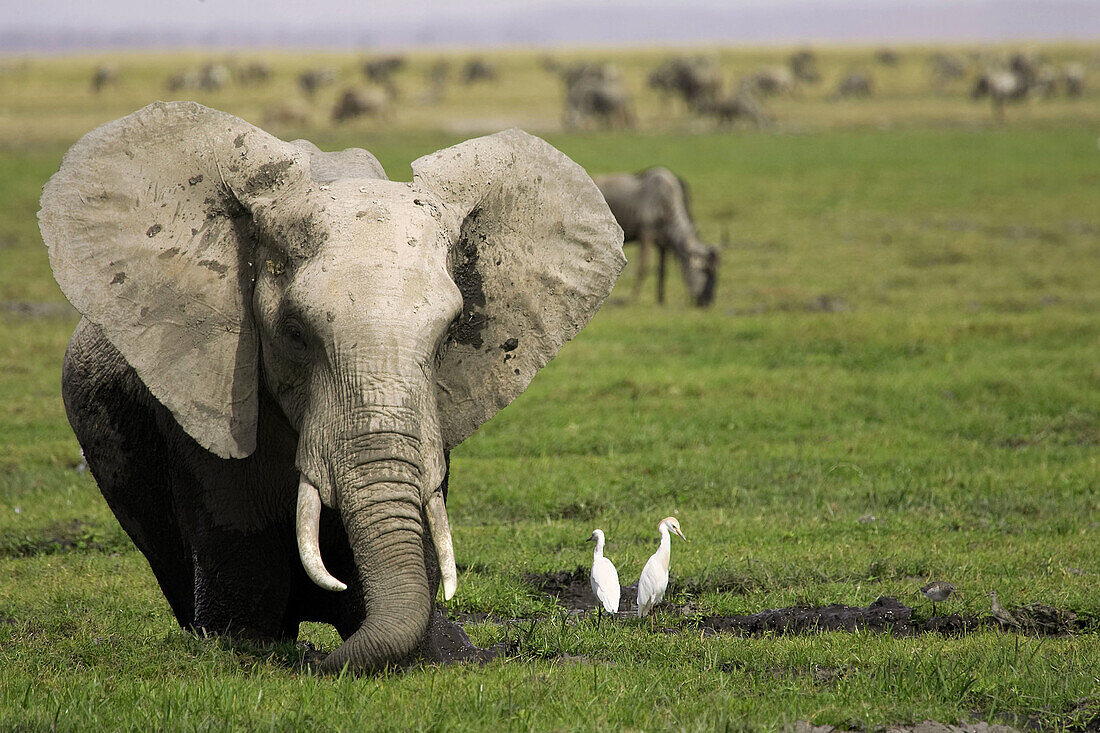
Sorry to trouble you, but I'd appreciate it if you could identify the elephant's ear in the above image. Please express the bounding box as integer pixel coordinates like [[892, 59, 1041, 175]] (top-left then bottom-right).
[[39, 101, 309, 459], [411, 129, 625, 449]]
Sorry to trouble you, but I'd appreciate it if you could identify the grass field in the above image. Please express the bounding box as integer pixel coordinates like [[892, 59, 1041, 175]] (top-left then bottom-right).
[[1, 45, 1099, 730]]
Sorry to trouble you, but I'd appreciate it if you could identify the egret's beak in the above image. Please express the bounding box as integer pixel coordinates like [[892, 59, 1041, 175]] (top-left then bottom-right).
[[674, 527, 688, 542], [586, 534, 595, 543]]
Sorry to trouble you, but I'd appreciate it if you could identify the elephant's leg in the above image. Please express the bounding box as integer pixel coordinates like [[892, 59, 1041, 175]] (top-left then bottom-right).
[[656, 244, 668, 305], [62, 320, 195, 626], [187, 523, 295, 640], [172, 398, 301, 641]]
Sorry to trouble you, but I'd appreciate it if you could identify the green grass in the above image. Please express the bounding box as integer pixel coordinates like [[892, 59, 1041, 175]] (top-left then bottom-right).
[[2, 46, 1100, 730]]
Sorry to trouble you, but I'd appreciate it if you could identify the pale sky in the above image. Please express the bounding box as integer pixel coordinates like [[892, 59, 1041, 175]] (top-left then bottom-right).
[[1, 0, 1096, 51]]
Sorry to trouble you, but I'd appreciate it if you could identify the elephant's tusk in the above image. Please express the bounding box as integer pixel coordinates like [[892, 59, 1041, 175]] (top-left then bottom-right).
[[425, 492, 457, 600], [296, 475, 348, 592]]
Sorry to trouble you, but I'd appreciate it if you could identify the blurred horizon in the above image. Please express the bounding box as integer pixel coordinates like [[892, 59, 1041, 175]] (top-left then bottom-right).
[[2, 0, 1098, 54]]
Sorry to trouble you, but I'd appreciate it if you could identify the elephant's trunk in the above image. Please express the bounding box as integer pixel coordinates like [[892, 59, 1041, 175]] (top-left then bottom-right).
[[318, 432, 432, 674]]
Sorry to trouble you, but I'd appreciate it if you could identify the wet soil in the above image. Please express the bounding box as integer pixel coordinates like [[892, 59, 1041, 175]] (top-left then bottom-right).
[[418, 610, 505, 665], [0, 519, 123, 558], [522, 568, 1092, 637], [793, 721, 1023, 733]]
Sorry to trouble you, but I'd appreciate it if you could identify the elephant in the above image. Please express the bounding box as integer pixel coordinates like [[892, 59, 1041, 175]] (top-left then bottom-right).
[[39, 102, 625, 674]]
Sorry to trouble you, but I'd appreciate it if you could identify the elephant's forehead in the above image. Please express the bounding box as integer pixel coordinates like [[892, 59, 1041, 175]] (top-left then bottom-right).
[[304, 179, 446, 258]]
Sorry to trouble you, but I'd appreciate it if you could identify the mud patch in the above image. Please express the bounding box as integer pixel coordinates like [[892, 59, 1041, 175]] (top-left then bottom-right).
[[525, 567, 638, 612], [0, 520, 128, 558], [522, 569, 1091, 636], [419, 610, 504, 665], [791, 721, 1022, 733]]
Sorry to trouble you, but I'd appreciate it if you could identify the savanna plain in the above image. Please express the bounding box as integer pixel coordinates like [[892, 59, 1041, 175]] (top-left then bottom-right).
[[1, 46, 1099, 731]]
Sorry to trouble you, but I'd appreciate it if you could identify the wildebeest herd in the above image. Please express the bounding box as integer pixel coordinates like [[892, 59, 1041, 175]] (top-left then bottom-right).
[[87, 47, 1090, 130], [78, 48, 1090, 309]]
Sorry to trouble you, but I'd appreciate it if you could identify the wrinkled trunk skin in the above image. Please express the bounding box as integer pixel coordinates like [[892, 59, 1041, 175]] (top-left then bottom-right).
[[319, 431, 432, 674]]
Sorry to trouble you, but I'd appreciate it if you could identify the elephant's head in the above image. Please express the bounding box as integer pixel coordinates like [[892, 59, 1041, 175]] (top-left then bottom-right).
[[39, 102, 624, 673]]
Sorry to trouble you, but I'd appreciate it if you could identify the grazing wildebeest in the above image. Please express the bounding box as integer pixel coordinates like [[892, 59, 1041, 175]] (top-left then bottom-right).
[[331, 87, 387, 122], [199, 64, 230, 92], [741, 66, 796, 97], [91, 65, 117, 93], [166, 69, 200, 92], [235, 62, 272, 86], [647, 56, 722, 111], [697, 91, 770, 129], [595, 168, 719, 307], [876, 48, 900, 66], [831, 72, 874, 100], [298, 67, 337, 97], [263, 102, 310, 127], [971, 69, 1029, 120], [462, 58, 496, 83], [1064, 63, 1086, 97], [560, 64, 634, 130], [362, 55, 405, 96], [929, 53, 967, 90], [789, 49, 821, 84]]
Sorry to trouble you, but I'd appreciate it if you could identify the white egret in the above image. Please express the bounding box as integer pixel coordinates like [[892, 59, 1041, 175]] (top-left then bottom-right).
[[637, 516, 687, 620], [587, 529, 620, 625]]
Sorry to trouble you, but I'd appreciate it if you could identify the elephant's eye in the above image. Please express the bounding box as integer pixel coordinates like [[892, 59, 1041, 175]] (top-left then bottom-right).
[[281, 318, 309, 352]]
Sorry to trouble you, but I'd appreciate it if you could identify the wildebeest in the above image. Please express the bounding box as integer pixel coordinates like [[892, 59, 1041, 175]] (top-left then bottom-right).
[[462, 58, 496, 83], [741, 66, 796, 97], [831, 72, 874, 100], [298, 67, 337, 97], [362, 55, 404, 96], [199, 64, 230, 92], [166, 69, 200, 92], [971, 69, 1029, 120], [876, 48, 900, 66], [647, 56, 722, 110], [697, 91, 770, 129], [595, 168, 719, 307], [789, 49, 821, 84], [560, 64, 635, 129], [332, 88, 387, 122], [929, 53, 967, 90], [235, 62, 272, 86], [91, 65, 117, 93], [1064, 63, 1086, 97], [263, 102, 310, 127]]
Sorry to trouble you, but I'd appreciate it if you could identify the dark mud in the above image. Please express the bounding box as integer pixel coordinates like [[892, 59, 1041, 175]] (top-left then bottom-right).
[[418, 610, 505, 665], [0, 519, 128, 558], [792, 721, 1022, 733], [522, 568, 1092, 637]]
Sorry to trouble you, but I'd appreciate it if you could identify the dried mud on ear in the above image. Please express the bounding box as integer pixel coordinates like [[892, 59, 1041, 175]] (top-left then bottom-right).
[[520, 568, 1092, 637]]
